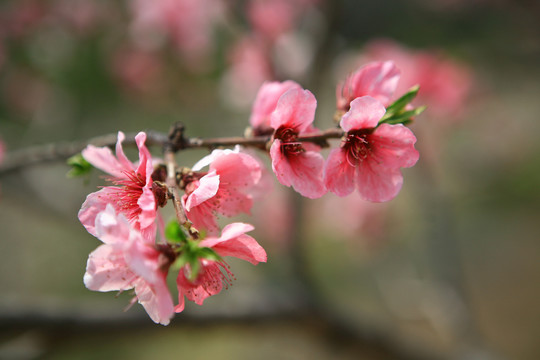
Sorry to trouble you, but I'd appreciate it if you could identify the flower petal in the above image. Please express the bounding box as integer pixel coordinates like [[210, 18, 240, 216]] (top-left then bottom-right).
[[341, 96, 386, 132], [351, 61, 400, 106], [371, 123, 419, 168], [184, 172, 220, 211], [270, 141, 326, 199], [355, 162, 403, 202], [201, 223, 266, 265], [82, 145, 126, 179], [324, 148, 356, 197], [114, 131, 136, 173], [79, 189, 121, 237], [250, 80, 301, 129], [133, 277, 175, 326], [270, 88, 317, 133], [84, 244, 134, 292]]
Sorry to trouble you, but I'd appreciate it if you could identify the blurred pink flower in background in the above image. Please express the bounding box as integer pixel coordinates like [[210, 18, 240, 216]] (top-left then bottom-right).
[[175, 222, 267, 312], [336, 61, 400, 112], [221, 35, 273, 108], [110, 47, 164, 96], [0, 137, 4, 165], [307, 193, 389, 243], [52, 0, 104, 35], [1, 0, 47, 38], [84, 205, 175, 325], [247, 0, 319, 42], [362, 39, 473, 120], [129, 0, 226, 69]]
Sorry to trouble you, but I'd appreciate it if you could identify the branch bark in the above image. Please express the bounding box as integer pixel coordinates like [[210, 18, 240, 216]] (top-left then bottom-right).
[[0, 128, 344, 175]]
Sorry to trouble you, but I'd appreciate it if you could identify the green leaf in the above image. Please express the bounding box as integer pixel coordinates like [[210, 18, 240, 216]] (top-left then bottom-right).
[[382, 85, 420, 120], [197, 247, 222, 262], [66, 153, 92, 178], [380, 105, 427, 125], [188, 255, 201, 281], [165, 221, 188, 244]]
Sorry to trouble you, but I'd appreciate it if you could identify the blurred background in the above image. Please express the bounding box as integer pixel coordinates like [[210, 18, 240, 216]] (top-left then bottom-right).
[[0, 0, 539, 359]]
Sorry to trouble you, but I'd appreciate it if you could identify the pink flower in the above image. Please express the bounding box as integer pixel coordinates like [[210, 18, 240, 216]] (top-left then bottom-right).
[[84, 205, 175, 325], [220, 35, 273, 108], [129, 0, 225, 69], [324, 96, 419, 202], [247, 0, 319, 42], [362, 40, 473, 119], [249, 80, 302, 135], [336, 61, 400, 113], [79, 131, 157, 240], [182, 147, 263, 234], [269, 87, 326, 198], [0, 138, 4, 165], [175, 222, 266, 312]]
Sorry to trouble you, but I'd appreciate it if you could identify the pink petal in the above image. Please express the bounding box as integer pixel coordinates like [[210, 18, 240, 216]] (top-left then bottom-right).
[[174, 292, 186, 313], [114, 131, 136, 172], [324, 148, 356, 197], [133, 277, 175, 326], [250, 80, 301, 129], [124, 238, 161, 285], [82, 145, 126, 179], [202, 224, 266, 265], [371, 124, 419, 168], [134, 132, 154, 180], [184, 172, 220, 211], [176, 264, 223, 306], [355, 162, 403, 202], [137, 186, 157, 231], [271, 140, 326, 198], [351, 61, 400, 106], [269, 140, 292, 187], [83, 244, 135, 292], [270, 88, 317, 133], [210, 151, 262, 188], [341, 96, 386, 132], [79, 189, 121, 238], [94, 204, 132, 245], [182, 197, 219, 234]]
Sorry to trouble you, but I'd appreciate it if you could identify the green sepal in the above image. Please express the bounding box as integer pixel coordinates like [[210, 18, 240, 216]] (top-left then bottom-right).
[[165, 221, 188, 244], [66, 153, 92, 178], [196, 247, 222, 262], [382, 85, 420, 120], [380, 105, 427, 125]]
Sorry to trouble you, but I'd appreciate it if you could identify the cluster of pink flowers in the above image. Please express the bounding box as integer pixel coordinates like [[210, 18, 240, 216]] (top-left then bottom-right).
[[79, 60, 421, 325], [250, 60, 419, 201], [80, 133, 267, 325]]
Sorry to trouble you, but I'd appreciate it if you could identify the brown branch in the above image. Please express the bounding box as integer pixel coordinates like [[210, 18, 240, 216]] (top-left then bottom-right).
[[0, 127, 345, 175]]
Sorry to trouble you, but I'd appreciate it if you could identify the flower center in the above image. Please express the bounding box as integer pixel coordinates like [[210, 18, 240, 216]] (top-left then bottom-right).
[[274, 126, 304, 156], [109, 170, 147, 224], [342, 130, 373, 166]]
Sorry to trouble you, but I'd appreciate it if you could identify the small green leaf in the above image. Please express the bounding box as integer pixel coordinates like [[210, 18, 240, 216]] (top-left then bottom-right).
[[197, 247, 222, 262], [382, 85, 420, 120], [66, 153, 92, 178], [165, 221, 188, 244], [188, 255, 201, 281], [380, 105, 427, 125]]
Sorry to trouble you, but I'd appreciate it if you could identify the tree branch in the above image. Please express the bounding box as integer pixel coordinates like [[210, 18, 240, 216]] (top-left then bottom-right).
[[0, 128, 344, 175]]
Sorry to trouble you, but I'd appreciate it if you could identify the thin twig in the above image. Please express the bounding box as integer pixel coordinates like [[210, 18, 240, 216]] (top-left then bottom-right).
[[0, 128, 344, 175]]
